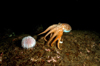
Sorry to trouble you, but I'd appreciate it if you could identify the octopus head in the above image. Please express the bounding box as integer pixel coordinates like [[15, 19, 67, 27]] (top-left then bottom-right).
[[62, 23, 72, 33]]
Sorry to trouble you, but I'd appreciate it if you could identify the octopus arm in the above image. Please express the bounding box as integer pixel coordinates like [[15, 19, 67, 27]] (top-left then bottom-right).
[[38, 24, 57, 35], [51, 30, 63, 50], [57, 37, 61, 50], [44, 27, 58, 41], [47, 30, 59, 46]]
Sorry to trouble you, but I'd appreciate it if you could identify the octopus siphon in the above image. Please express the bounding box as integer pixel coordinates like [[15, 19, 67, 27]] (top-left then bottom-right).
[[38, 23, 72, 50]]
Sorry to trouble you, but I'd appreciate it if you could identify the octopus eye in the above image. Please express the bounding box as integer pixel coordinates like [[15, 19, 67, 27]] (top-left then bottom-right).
[[67, 25, 71, 30], [68, 27, 70, 30]]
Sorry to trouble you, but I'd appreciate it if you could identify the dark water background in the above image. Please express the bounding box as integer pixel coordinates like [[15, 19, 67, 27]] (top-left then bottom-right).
[[0, 0, 100, 35]]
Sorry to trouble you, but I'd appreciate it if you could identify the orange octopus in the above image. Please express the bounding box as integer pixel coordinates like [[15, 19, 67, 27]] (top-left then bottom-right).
[[38, 23, 72, 50]]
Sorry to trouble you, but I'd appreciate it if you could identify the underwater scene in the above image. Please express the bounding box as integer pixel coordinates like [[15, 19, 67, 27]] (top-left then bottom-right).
[[1, 0, 100, 65], [0, 23, 100, 66]]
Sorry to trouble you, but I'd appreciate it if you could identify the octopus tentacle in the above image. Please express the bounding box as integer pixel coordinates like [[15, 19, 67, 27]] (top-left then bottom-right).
[[47, 30, 59, 46], [51, 30, 63, 49], [38, 24, 57, 35], [44, 27, 57, 41], [57, 37, 61, 50]]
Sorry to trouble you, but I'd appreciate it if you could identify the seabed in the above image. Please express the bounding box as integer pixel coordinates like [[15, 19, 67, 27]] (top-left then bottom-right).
[[0, 30, 100, 66]]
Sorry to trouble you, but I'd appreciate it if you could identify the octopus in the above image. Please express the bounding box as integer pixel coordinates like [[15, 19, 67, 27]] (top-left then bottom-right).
[[38, 23, 72, 50]]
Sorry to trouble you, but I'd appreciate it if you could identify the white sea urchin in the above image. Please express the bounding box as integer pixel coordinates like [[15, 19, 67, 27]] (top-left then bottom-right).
[[21, 36, 36, 49]]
